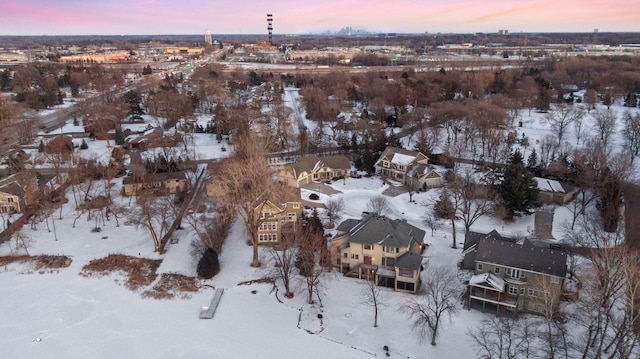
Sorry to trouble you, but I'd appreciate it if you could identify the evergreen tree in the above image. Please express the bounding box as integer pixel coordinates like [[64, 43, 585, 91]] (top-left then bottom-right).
[[526, 148, 539, 174], [114, 128, 126, 146], [499, 149, 540, 217], [0, 69, 10, 91], [306, 208, 324, 234], [123, 90, 144, 121]]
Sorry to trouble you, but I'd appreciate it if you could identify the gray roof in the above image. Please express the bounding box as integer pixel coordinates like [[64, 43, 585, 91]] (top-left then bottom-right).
[[335, 218, 360, 233], [475, 238, 567, 278], [396, 251, 423, 271], [463, 229, 515, 251], [336, 214, 425, 248]]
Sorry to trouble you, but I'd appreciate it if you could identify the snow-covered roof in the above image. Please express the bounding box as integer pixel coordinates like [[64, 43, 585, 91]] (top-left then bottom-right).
[[469, 272, 505, 292], [534, 177, 565, 193], [391, 153, 415, 166]]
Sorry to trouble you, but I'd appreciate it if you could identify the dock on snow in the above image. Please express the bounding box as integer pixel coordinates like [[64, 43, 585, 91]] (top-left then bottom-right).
[[199, 288, 224, 319]]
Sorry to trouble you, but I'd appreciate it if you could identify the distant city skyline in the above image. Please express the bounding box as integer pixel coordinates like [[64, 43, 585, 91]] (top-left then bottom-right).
[[1, 0, 638, 36]]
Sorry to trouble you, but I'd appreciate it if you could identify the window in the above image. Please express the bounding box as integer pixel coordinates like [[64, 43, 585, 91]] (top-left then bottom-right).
[[527, 287, 542, 297], [397, 281, 415, 292], [383, 160, 389, 168], [287, 212, 296, 221], [507, 268, 525, 279], [259, 222, 277, 231], [258, 234, 276, 242], [7, 197, 14, 203], [398, 269, 413, 277], [350, 254, 359, 260], [494, 267, 500, 274], [477, 263, 483, 271], [382, 257, 395, 266], [385, 246, 399, 254], [343, 253, 348, 258], [364, 244, 373, 250], [508, 285, 519, 295]]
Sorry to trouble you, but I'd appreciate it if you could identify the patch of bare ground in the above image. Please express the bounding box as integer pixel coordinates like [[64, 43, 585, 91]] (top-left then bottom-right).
[[237, 277, 275, 286], [142, 273, 200, 300], [0, 255, 72, 273], [80, 254, 162, 291]]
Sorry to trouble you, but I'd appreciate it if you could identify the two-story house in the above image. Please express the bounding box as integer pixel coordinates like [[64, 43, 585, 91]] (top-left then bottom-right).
[[462, 231, 567, 315], [374, 146, 435, 186], [276, 155, 351, 188], [253, 199, 302, 244], [0, 173, 46, 213], [330, 214, 426, 294]]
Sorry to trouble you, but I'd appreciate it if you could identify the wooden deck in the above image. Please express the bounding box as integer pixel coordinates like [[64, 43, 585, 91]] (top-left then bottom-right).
[[199, 288, 224, 319]]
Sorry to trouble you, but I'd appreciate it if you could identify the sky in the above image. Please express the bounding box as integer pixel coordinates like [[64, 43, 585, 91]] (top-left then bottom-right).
[[0, 0, 638, 36]]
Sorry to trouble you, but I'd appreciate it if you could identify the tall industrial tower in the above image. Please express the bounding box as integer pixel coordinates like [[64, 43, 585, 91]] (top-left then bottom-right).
[[204, 30, 212, 45], [267, 14, 273, 45]]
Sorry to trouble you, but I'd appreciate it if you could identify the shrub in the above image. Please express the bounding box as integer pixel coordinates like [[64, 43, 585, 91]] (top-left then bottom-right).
[[197, 248, 220, 279]]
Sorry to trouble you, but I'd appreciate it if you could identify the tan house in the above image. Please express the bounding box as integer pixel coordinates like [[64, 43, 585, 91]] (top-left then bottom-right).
[[410, 163, 444, 189], [276, 155, 351, 188], [534, 177, 576, 205], [122, 172, 187, 196], [0, 173, 45, 213], [462, 231, 567, 315], [0, 183, 24, 214], [374, 146, 430, 184], [253, 199, 302, 244], [330, 214, 425, 294]]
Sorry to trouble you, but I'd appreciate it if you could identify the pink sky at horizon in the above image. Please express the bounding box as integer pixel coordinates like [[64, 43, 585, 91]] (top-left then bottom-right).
[[1, 0, 638, 36]]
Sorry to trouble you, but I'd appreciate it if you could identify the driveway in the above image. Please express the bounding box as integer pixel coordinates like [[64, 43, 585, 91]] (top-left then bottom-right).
[[301, 182, 343, 196]]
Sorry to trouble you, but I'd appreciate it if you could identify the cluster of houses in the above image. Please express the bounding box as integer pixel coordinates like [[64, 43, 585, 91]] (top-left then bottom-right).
[[0, 141, 574, 316]]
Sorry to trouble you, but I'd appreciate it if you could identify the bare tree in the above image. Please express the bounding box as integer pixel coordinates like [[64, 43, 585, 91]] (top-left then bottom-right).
[[270, 225, 300, 299], [11, 230, 33, 255], [573, 115, 586, 145], [360, 277, 387, 328], [448, 168, 494, 236], [423, 209, 440, 236], [403, 263, 461, 345], [467, 316, 535, 359], [622, 110, 640, 160], [530, 275, 568, 359], [564, 210, 640, 358], [131, 195, 177, 252], [433, 189, 458, 248], [590, 108, 617, 150], [184, 211, 231, 254], [297, 228, 327, 305], [207, 127, 290, 267], [325, 197, 344, 227], [366, 195, 391, 216], [545, 104, 583, 145]]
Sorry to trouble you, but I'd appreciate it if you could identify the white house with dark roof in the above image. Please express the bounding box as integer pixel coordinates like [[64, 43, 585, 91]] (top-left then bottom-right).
[[462, 231, 568, 315], [330, 214, 426, 294]]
